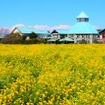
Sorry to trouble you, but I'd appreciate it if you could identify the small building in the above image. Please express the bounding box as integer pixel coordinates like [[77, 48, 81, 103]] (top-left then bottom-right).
[[48, 30, 70, 43], [11, 27, 51, 40], [99, 29, 105, 39], [98, 29, 105, 43], [68, 12, 99, 43], [51, 30, 69, 39]]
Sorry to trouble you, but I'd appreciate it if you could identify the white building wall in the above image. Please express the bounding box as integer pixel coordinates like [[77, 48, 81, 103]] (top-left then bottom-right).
[[74, 35, 77, 43], [58, 34, 60, 39], [73, 34, 95, 43], [90, 35, 93, 43], [100, 35, 103, 39], [12, 29, 23, 36]]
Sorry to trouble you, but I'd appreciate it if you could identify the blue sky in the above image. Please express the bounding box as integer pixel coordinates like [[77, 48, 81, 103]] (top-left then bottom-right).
[[0, 0, 105, 30]]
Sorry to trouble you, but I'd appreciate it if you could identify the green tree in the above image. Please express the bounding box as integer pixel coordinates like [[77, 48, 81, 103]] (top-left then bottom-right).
[[29, 32, 38, 39]]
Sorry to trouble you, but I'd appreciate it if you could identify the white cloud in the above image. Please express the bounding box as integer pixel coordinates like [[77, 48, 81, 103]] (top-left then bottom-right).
[[8, 24, 25, 33], [34, 25, 50, 30], [34, 25, 71, 30], [13, 24, 25, 27], [93, 26, 100, 29], [10, 24, 71, 31], [11, 24, 25, 29], [51, 25, 71, 30]]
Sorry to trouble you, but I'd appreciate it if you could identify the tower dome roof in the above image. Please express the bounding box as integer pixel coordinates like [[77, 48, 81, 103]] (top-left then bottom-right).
[[77, 12, 89, 18]]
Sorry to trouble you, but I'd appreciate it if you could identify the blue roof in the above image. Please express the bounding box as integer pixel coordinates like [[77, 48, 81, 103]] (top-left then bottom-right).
[[16, 27, 50, 35], [77, 12, 89, 18], [68, 22, 98, 34]]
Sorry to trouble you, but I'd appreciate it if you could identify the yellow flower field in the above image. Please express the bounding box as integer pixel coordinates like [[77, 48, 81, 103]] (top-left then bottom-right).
[[0, 44, 105, 105]]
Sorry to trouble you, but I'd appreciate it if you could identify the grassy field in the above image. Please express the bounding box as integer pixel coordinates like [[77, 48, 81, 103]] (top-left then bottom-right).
[[0, 44, 105, 105]]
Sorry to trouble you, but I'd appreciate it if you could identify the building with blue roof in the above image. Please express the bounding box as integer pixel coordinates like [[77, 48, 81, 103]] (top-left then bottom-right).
[[68, 12, 98, 43], [11, 27, 51, 40], [50, 12, 98, 43], [51, 29, 70, 39]]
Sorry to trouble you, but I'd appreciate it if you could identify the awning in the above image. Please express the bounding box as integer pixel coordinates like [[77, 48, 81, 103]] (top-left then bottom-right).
[[47, 38, 59, 42], [59, 37, 74, 42]]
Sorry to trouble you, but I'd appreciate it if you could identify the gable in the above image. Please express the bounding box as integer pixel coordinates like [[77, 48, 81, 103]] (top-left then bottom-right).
[[51, 30, 58, 34], [12, 28, 23, 36], [99, 29, 105, 35]]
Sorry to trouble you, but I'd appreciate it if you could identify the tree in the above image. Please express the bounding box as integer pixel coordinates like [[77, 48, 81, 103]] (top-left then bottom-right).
[[1, 33, 22, 44], [29, 32, 38, 39]]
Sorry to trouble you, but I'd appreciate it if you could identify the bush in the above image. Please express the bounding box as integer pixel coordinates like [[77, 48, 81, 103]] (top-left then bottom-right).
[[1, 33, 23, 44], [20, 39, 45, 44], [1, 33, 45, 44]]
